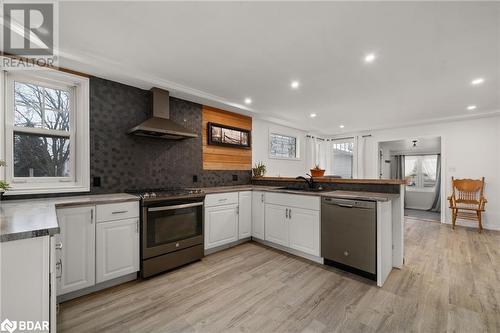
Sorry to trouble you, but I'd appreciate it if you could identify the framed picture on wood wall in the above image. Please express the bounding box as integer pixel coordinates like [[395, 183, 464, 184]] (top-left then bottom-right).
[[207, 122, 251, 149]]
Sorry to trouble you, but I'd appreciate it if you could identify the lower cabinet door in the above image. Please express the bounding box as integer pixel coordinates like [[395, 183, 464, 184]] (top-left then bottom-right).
[[264, 204, 288, 247], [96, 218, 139, 283], [238, 191, 252, 239], [56, 206, 96, 296], [288, 207, 320, 256], [205, 204, 238, 249]]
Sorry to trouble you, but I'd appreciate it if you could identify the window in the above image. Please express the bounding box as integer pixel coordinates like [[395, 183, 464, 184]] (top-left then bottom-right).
[[332, 138, 354, 178], [2, 71, 90, 195], [269, 133, 298, 159], [405, 155, 438, 189]]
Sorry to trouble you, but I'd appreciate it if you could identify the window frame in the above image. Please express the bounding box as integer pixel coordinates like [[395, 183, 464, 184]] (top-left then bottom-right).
[[331, 137, 355, 179], [2, 70, 90, 195], [268, 132, 300, 160], [404, 154, 438, 190]]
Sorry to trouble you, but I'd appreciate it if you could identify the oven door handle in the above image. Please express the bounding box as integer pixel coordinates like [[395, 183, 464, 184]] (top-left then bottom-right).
[[148, 202, 203, 212]]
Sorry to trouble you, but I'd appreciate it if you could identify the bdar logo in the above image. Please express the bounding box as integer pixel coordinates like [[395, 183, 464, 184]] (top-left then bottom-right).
[[0, 319, 17, 333]]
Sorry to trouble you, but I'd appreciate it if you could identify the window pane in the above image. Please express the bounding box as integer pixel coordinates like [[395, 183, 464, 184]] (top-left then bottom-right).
[[14, 82, 43, 128], [270, 134, 297, 158], [14, 132, 70, 177], [14, 81, 70, 132], [422, 155, 438, 187], [404, 156, 418, 187], [44, 87, 70, 131], [332, 139, 354, 178]]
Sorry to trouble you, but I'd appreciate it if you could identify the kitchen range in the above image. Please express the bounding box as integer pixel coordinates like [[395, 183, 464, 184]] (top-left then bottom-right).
[[126, 188, 206, 278]]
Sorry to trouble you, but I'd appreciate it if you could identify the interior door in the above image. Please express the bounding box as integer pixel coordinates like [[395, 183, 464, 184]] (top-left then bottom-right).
[[288, 207, 320, 256], [264, 204, 288, 246], [251, 191, 265, 240], [205, 204, 238, 249], [55, 206, 95, 296], [238, 191, 252, 239], [96, 218, 139, 283]]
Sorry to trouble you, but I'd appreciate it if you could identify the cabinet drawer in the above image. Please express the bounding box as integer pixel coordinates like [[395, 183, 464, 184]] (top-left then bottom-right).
[[265, 192, 320, 211], [96, 201, 139, 223], [204, 192, 239, 207]]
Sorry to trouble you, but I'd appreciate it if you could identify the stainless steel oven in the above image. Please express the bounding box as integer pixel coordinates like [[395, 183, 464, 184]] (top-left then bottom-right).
[[137, 190, 205, 278]]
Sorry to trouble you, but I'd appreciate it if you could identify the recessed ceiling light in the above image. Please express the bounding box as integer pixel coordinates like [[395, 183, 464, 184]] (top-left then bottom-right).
[[471, 78, 484, 85], [339, 124, 345, 129], [244, 98, 252, 105], [467, 105, 477, 111], [310, 113, 317, 118], [291, 80, 300, 89], [364, 53, 376, 63]]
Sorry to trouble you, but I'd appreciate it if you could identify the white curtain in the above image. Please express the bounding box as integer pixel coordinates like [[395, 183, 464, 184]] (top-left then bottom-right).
[[306, 136, 333, 174], [305, 136, 317, 171], [356, 135, 366, 178]]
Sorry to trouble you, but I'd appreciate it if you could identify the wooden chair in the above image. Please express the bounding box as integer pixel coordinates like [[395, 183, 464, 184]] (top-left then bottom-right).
[[448, 177, 487, 232]]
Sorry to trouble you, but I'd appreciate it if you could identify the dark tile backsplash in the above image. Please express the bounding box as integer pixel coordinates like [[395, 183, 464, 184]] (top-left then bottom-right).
[[90, 77, 251, 194]]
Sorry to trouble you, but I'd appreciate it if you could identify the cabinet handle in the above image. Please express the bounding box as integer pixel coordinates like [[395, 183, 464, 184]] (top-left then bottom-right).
[[55, 242, 63, 250], [285, 208, 289, 219], [289, 209, 292, 219], [136, 220, 139, 233], [90, 209, 94, 224], [112, 210, 128, 214], [236, 206, 239, 215], [261, 194, 264, 203], [56, 259, 63, 280], [218, 198, 227, 202]]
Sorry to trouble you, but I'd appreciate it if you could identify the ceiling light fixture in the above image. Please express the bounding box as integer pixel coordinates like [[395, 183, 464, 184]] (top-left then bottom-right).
[[244, 98, 252, 105], [412, 140, 418, 147], [471, 78, 484, 85], [339, 124, 345, 129], [291, 80, 300, 89], [467, 105, 477, 111], [310, 113, 317, 118], [364, 53, 376, 63]]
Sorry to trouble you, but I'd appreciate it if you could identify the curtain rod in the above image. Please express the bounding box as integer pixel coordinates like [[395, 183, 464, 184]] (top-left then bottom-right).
[[307, 134, 372, 141]]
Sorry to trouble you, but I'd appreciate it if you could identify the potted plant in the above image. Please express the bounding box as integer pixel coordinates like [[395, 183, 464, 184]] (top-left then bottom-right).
[[0, 160, 9, 199], [310, 164, 325, 177], [252, 162, 266, 177]]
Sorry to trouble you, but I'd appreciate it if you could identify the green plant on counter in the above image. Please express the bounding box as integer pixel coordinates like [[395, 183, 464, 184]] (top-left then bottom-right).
[[252, 162, 266, 177], [312, 163, 322, 170], [0, 160, 10, 192]]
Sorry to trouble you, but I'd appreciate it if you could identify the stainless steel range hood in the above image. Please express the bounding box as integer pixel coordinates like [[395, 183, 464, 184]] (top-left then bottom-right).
[[127, 88, 198, 140]]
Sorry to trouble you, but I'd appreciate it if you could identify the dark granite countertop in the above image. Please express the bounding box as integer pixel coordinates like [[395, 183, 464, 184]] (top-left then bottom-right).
[[0, 193, 139, 243], [197, 185, 398, 201]]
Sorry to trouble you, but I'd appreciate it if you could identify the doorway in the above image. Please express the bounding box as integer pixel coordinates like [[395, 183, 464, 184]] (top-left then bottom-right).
[[378, 137, 442, 223]]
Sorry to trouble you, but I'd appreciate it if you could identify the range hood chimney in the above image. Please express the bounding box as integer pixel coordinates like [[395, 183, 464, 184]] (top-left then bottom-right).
[[127, 88, 198, 140]]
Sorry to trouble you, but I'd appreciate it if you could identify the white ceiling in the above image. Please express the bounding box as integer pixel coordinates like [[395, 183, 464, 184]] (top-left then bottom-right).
[[58, 1, 500, 134], [380, 137, 441, 155]]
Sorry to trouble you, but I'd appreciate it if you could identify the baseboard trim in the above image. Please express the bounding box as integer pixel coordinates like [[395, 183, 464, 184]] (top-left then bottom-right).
[[57, 272, 138, 303], [252, 238, 324, 264], [204, 237, 251, 255], [442, 220, 500, 231]]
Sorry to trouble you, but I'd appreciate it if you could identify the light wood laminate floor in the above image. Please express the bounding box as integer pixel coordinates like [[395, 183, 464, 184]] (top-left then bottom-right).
[[58, 219, 500, 332]]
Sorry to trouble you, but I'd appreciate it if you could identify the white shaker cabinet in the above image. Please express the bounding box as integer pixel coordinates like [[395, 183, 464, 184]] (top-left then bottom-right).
[[96, 218, 140, 283], [55, 206, 96, 296], [238, 191, 252, 239], [251, 191, 265, 240], [288, 207, 320, 256], [205, 204, 239, 249], [264, 204, 289, 247]]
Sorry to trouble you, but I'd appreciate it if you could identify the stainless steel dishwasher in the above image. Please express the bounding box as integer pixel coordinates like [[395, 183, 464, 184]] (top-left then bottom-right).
[[321, 197, 377, 280]]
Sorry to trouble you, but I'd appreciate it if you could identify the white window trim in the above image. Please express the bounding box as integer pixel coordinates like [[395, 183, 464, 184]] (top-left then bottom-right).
[[268, 132, 300, 161], [2, 69, 90, 195]]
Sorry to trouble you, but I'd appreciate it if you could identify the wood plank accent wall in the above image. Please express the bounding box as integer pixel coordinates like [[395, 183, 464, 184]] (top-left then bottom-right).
[[202, 106, 252, 170]]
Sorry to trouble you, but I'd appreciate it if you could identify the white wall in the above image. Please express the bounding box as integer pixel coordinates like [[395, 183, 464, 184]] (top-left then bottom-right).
[[359, 116, 500, 230], [252, 119, 308, 177]]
